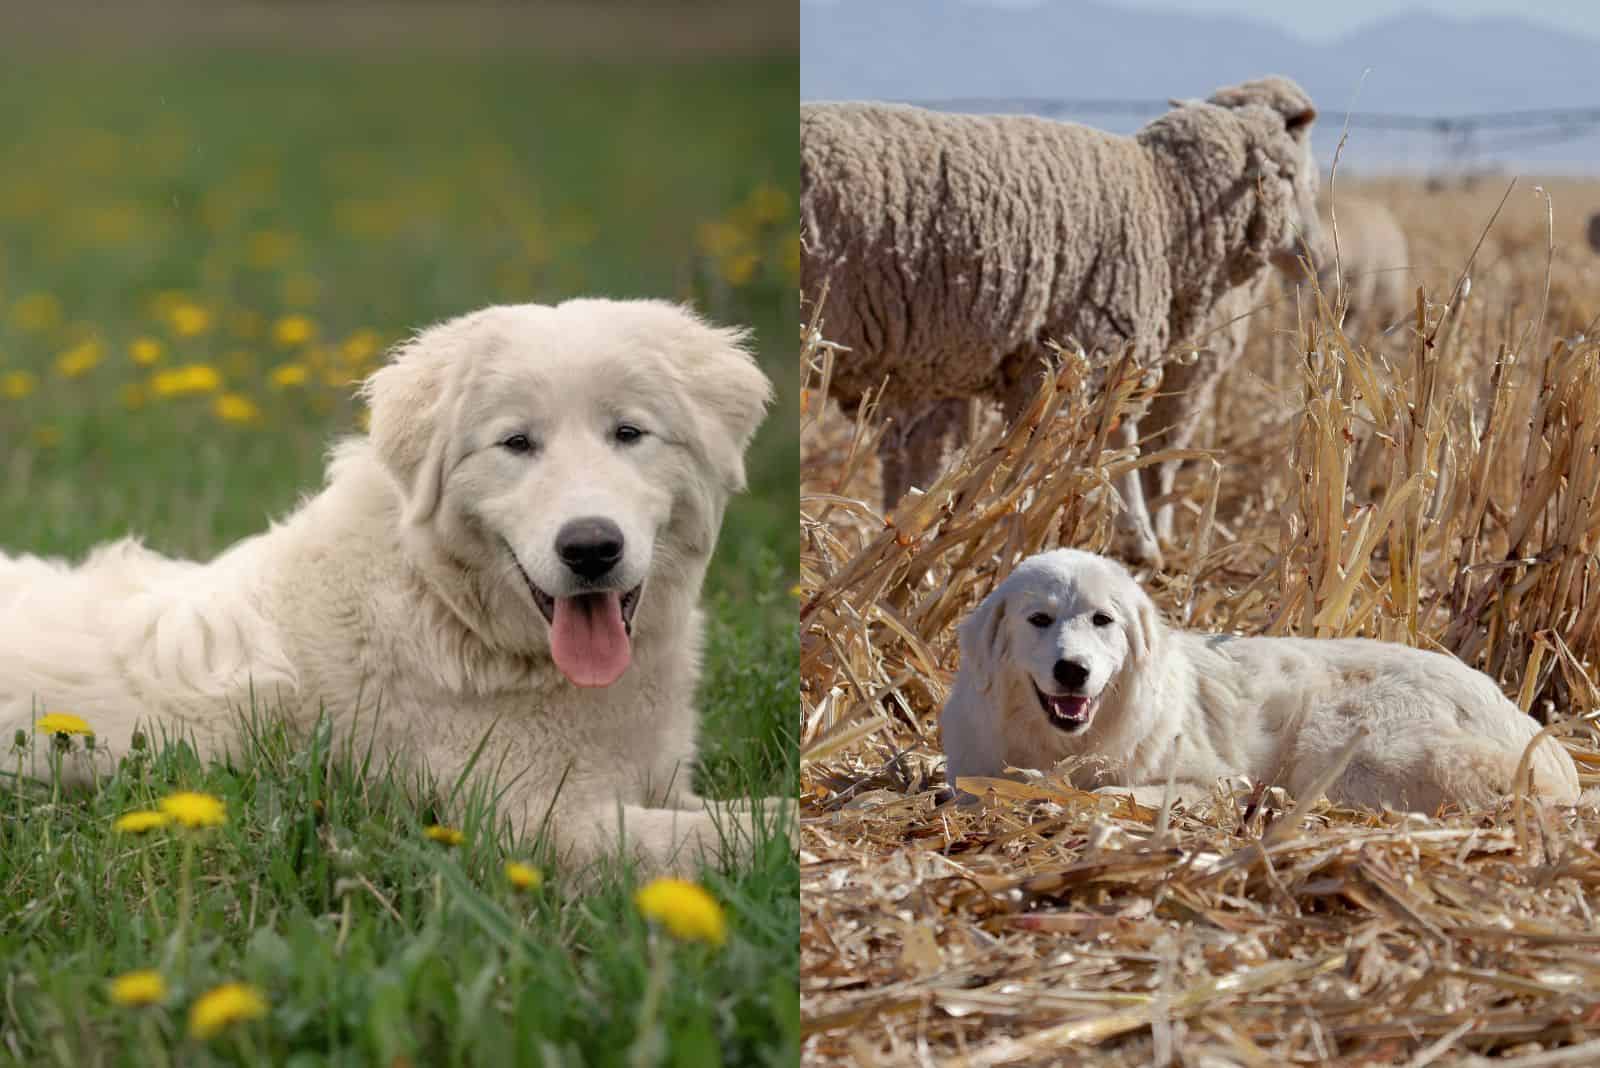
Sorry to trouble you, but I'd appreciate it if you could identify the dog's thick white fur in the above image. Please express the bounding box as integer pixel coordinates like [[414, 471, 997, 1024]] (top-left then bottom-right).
[[941, 549, 1579, 811], [0, 299, 784, 874]]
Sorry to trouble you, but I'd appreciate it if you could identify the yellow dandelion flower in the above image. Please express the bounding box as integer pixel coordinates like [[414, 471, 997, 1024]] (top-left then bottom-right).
[[188, 982, 267, 1039], [696, 220, 744, 258], [213, 393, 261, 425], [168, 302, 211, 338], [790, 583, 804, 599], [114, 810, 171, 834], [129, 337, 164, 366], [424, 824, 463, 846], [721, 252, 760, 287], [1, 371, 37, 399], [55, 339, 104, 378], [338, 329, 382, 365], [273, 314, 316, 347], [11, 292, 63, 333], [269, 363, 308, 388], [745, 183, 790, 225], [635, 878, 727, 947], [504, 861, 543, 891], [150, 364, 222, 398], [109, 969, 167, 1007], [34, 712, 93, 737], [158, 791, 226, 829]]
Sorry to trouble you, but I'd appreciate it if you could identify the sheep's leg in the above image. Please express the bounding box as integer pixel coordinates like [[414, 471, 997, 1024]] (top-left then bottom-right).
[[994, 346, 1161, 564], [1143, 308, 1253, 543], [878, 399, 965, 510], [1113, 416, 1163, 567], [1141, 359, 1207, 545]]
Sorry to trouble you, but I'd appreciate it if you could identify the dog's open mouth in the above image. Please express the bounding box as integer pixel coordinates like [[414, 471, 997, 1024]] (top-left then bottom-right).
[[526, 577, 643, 689], [1033, 681, 1094, 733]]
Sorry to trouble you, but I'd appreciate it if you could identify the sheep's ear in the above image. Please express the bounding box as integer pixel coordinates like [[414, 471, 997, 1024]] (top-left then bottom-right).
[[362, 313, 481, 526], [958, 584, 1010, 695], [1208, 77, 1318, 144]]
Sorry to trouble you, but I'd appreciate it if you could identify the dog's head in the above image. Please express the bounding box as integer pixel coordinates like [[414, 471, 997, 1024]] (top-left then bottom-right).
[[363, 300, 771, 688], [960, 549, 1163, 737]]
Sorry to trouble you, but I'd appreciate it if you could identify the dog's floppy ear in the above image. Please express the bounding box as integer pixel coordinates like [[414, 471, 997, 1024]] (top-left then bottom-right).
[[362, 311, 483, 527], [1124, 581, 1165, 665], [958, 582, 1010, 695], [635, 301, 772, 494]]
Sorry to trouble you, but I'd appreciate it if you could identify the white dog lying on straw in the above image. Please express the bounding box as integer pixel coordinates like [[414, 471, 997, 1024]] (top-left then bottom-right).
[[0, 299, 785, 875], [941, 549, 1579, 811]]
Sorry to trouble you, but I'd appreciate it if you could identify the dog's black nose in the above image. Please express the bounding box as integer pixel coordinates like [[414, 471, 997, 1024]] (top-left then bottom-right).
[[556, 517, 624, 581], [1053, 658, 1089, 690]]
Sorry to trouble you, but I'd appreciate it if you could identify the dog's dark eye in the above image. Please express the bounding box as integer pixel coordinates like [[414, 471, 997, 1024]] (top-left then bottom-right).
[[1092, 612, 1114, 627], [1026, 612, 1052, 628], [500, 434, 534, 455], [614, 424, 645, 445]]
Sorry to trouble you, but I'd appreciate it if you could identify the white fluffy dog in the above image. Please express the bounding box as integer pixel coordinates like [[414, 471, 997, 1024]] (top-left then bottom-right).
[[941, 549, 1579, 811], [0, 299, 784, 874]]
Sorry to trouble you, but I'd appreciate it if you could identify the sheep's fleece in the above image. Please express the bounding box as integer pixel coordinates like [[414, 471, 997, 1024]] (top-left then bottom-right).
[[0, 300, 787, 876], [802, 77, 1322, 557], [1290, 192, 1412, 333], [941, 549, 1579, 812]]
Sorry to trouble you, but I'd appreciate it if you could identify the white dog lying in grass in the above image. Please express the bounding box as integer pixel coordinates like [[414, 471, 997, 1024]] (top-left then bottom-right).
[[0, 300, 786, 875], [941, 549, 1579, 811]]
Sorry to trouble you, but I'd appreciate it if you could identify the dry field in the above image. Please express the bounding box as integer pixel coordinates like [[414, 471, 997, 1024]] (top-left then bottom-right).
[[800, 176, 1600, 1066]]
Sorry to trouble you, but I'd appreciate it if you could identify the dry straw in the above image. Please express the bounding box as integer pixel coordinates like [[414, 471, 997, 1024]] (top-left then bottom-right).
[[800, 178, 1600, 1065]]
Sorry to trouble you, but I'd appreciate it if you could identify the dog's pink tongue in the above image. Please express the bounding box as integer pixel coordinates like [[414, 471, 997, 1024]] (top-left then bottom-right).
[[1050, 695, 1091, 722], [549, 592, 631, 687]]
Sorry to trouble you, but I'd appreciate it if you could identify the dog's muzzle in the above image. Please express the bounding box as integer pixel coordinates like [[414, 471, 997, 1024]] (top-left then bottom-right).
[[505, 537, 643, 688], [1032, 680, 1094, 733]]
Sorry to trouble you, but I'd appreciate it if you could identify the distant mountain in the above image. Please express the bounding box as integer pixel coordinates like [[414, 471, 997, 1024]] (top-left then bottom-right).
[[800, 0, 1600, 169]]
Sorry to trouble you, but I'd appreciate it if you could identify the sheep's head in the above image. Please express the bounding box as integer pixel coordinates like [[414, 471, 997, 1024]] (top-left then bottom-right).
[[1207, 76, 1322, 280]]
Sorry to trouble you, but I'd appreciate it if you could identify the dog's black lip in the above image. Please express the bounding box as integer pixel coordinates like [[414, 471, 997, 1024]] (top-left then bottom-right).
[[503, 539, 643, 635], [1032, 679, 1093, 733]]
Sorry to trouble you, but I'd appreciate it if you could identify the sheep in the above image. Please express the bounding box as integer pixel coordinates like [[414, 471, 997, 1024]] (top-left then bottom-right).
[[1139, 273, 1269, 544], [1298, 193, 1413, 335], [801, 76, 1321, 564]]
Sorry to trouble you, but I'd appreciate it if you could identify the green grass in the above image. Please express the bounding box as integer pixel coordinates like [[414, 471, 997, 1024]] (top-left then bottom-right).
[[0, 50, 797, 1066]]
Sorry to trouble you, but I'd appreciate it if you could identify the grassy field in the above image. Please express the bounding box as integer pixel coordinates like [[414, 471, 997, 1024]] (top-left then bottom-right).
[[801, 176, 1600, 1064], [0, 50, 798, 1065]]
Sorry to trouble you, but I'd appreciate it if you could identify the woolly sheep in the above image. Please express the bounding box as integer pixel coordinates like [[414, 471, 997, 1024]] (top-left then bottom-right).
[[1298, 193, 1412, 334], [801, 77, 1321, 563], [1139, 274, 1268, 544]]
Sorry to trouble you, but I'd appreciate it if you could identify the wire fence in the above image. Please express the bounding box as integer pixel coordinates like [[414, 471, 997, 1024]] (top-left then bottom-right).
[[904, 98, 1600, 167]]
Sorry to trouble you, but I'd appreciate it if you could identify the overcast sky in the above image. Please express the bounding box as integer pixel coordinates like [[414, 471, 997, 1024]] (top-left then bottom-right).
[[806, 0, 1600, 43], [970, 0, 1599, 41]]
